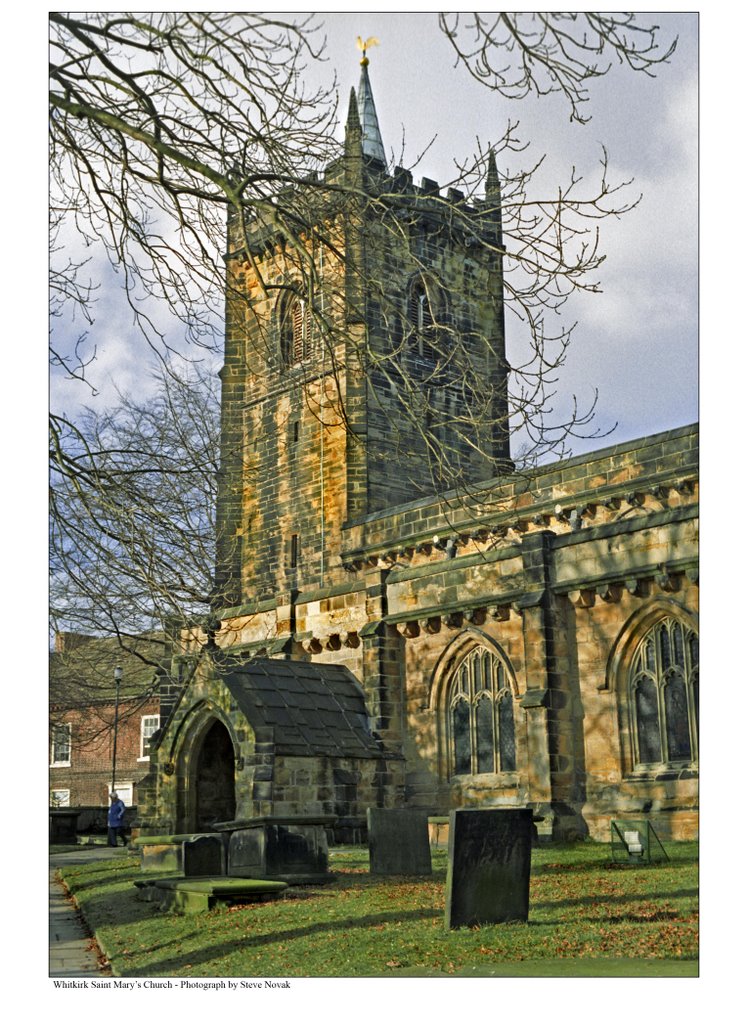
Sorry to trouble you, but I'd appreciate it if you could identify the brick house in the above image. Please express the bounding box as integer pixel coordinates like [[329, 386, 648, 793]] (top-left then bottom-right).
[[50, 633, 164, 824], [136, 58, 698, 843]]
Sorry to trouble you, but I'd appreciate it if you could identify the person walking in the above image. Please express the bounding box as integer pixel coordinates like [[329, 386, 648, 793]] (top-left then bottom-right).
[[107, 791, 127, 847]]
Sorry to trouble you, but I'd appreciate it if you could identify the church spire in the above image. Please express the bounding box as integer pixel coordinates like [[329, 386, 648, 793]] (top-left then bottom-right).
[[356, 39, 386, 165], [484, 149, 504, 248], [486, 150, 500, 196]]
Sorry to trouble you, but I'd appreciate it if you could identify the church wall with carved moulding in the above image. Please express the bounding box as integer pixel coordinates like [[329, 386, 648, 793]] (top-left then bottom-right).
[[199, 424, 698, 840], [338, 425, 697, 572]]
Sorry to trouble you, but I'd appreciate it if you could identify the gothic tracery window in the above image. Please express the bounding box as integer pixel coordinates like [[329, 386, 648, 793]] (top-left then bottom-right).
[[629, 616, 698, 768], [448, 646, 516, 776]]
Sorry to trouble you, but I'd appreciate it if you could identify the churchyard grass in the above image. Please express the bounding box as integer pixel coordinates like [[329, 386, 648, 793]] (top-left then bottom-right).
[[55, 841, 697, 977]]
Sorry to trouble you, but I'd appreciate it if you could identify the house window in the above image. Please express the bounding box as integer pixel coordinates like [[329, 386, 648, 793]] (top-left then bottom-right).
[[50, 723, 71, 767], [50, 789, 70, 807], [109, 782, 134, 807], [280, 296, 309, 366], [629, 617, 698, 768], [447, 647, 516, 776], [139, 715, 160, 760]]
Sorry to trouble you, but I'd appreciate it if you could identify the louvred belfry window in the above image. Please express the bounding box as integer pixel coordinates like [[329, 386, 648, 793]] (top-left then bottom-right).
[[448, 647, 516, 776], [409, 282, 433, 333], [408, 276, 443, 361], [280, 296, 309, 367]]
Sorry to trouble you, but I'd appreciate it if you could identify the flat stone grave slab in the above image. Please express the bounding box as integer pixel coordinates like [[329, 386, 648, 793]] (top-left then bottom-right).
[[134, 876, 287, 914], [220, 816, 336, 884], [367, 808, 432, 875], [183, 835, 226, 877], [445, 808, 533, 929]]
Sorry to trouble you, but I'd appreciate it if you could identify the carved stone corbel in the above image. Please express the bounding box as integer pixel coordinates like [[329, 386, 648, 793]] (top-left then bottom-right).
[[396, 620, 420, 638], [419, 617, 441, 635], [655, 568, 680, 593], [567, 588, 595, 607], [489, 604, 511, 621]]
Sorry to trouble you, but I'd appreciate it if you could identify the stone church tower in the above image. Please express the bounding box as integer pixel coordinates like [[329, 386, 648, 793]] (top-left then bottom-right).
[[215, 54, 510, 610]]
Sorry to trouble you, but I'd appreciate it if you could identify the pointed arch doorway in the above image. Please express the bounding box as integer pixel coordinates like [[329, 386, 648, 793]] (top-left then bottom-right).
[[178, 716, 237, 832]]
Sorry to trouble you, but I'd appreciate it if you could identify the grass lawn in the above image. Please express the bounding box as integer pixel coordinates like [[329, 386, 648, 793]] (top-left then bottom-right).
[[55, 841, 698, 978]]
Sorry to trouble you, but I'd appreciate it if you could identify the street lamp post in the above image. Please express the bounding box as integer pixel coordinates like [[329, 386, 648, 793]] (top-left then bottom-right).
[[111, 665, 123, 794]]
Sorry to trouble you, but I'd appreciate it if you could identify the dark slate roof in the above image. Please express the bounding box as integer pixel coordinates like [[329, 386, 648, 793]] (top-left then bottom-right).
[[220, 659, 383, 759]]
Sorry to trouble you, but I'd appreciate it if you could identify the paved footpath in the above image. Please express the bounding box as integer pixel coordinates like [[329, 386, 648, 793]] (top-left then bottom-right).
[[49, 846, 129, 977]]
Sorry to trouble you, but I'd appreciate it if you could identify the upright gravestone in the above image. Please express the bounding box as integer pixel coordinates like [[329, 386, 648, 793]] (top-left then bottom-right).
[[445, 808, 533, 929], [367, 808, 432, 875], [183, 835, 225, 877]]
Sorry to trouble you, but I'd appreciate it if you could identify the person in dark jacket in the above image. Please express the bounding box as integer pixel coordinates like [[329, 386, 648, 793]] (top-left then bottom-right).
[[107, 792, 127, 847]]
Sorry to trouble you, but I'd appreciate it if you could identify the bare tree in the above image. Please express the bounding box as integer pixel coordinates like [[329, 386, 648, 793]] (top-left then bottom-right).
[[50, 12, 680, 632], [50, 363, 221, 655], [49, 11, 340, 382], [49, 631, 166, 743], [438, 12, 677, 124]]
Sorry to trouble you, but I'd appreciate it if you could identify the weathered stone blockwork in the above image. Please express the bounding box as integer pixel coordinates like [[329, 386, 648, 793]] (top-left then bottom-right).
[[142, 422, 698, 843], [141, 65, 698, 844]]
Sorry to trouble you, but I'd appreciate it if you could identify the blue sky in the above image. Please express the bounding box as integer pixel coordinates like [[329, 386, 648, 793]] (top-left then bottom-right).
[[48, 11, 698, 459], [316, 11, 699, 453]]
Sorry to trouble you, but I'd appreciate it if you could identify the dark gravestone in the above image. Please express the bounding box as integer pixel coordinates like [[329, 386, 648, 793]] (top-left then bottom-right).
[[445, 808, 533, 929], [49, 810, 79, 844], [183, 835, 225, 877], [367, 808, 432, 875], [227, 828, 264, 877]]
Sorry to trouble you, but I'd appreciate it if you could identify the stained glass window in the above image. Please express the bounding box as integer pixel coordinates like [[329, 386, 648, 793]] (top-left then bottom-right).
[[448, 646, 516, 776], [629, 616, 698, 768]]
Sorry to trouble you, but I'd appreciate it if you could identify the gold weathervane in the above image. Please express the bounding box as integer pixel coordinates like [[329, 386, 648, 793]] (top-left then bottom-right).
[[356, 35, 379, 66]]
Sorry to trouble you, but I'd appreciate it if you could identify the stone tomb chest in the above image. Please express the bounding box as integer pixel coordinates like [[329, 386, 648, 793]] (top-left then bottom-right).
[[218, 816, 337, 884]]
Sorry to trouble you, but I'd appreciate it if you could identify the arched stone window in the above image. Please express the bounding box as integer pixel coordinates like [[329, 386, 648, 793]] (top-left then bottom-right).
[[628, 616, 698, 768], [279, 294, 309, 367], [447, 646, 516, 776]]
